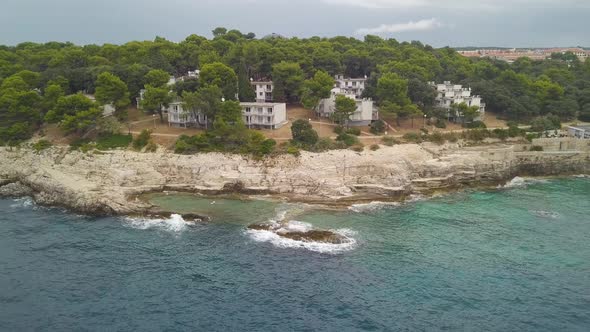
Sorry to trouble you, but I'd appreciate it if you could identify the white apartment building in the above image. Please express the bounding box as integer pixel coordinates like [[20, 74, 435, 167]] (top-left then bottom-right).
[[317, 87, 376, 126], [241, 102, 287, 129], [251, 80, 274, 102], [167, 99, 287, 130], [334, 74, 367, 99], [429, 81, 486, 122]]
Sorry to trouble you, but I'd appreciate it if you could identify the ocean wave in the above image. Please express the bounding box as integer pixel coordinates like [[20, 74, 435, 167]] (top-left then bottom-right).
[[123, 214, 194, 233], [498, 177, 550, 189], [573, 174, 589, 178], [10, 197, 35, 208], [530, 210, 560, 219], [348, 201, 400, 213], [246, 208, 357, 254]]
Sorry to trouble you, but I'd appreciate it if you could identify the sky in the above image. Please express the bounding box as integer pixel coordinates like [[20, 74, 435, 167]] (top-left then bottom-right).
[[1, 0, 589, 47]]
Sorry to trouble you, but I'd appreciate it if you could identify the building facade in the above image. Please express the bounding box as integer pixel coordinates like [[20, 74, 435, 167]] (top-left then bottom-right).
[[241, 102, 287, 129], [334, 75, 367, 99], [430, 81, 486, 122], [567, 125, 590, 139], [317, 88, 377, 126], [251, 80, 274, 102], [167, 100, 287, 130]]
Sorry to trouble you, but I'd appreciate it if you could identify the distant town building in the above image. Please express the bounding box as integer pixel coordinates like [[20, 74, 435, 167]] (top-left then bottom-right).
[[567, 125, 590, 139], [317, 87, 377, 126], [250, 80, 274, 102], [457, 48, 589, 63], [430, 81, 485, 122]]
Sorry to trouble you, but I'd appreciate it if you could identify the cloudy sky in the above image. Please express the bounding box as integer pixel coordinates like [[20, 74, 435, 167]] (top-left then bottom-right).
[[1, 0, 589, 47]]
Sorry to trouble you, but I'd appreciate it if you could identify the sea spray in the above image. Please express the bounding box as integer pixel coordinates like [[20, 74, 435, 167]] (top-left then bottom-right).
[[123, 214, 193, 233], [246, 208, 357, 254]]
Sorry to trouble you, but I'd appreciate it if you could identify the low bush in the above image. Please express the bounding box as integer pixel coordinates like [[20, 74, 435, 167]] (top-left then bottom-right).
[[381, 136, 399, 146], [491, 128, 509, 141], [530, 145, 544, 151], [96, 133, 132, 150], [464, 120, 487, 129], [32, 139, 51, 152], [133, 129, 151, 150], [443, 132, 459, 143], [434, 118, 447, 128], [351, 144, 364, 152], [526, 132, 540, 142], [286, 145, 300, 156], [428, 132, 445, 145], [336, 133, 359, 146], [462, 129, 490, 142], [370, 120, 386, 134], [345, 127, 361, 136], [370, 144, 380, 151], [333, 125, 345, 135], [403, 132, 422, 143]]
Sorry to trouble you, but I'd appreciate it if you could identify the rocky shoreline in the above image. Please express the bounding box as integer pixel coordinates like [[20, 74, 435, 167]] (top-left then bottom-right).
[[1, 137, 589, 217]]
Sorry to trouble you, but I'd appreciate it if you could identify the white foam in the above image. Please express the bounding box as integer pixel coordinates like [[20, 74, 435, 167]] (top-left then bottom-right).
[[123, 214, 191, 233], [246, 220, 357, 254], [499, 177, 549, 188], [531, 210, 560, 219], [348, 201, 400, 213], [10, 197, 34, 208], [573, 174, 589, 178]]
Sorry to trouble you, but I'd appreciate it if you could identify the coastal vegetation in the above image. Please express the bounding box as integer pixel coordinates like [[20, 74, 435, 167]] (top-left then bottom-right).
[[1, 28, 589, 153]]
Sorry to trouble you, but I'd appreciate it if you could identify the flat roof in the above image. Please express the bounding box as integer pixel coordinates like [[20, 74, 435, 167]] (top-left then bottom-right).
[[568, 125, 590, 131], [240, 102, 285, 106]]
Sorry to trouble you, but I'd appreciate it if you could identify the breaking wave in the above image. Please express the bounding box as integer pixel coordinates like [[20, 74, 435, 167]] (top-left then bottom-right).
[[10, 197, 34, 209], [348, 201, 400, 213], [498, 177, 550, 188], [246, 209, 357, 254], [530, 210, 560, 219], [123, 214, 193, 233]]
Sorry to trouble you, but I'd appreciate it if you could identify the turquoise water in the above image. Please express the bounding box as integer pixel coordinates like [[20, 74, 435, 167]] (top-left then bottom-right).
[[1, 177, 589, 331]]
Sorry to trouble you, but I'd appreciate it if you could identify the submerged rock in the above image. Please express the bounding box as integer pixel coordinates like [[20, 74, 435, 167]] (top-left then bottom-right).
[[279, 230, 347, 244], [247, 223, 347, 244]]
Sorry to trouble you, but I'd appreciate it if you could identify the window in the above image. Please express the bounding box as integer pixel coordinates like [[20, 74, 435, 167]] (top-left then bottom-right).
[[174, 105, 178, 111], [245, 107, 251, 113], [352, 82, 357, 86], [266, 85, 272, 90], [259, 92, 263, 96], [258, 107, 263, 113], [268, 108, 273, 113], [267, 116, 271, 123]]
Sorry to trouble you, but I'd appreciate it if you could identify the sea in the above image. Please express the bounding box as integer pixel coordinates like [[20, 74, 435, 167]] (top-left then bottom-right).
[[1, 176, 589, 331]]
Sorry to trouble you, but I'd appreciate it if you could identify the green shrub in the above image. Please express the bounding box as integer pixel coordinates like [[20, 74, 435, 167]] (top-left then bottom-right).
[[435, 118, 447, 128], [530, 145, 544, 151], [96, 133, 132, 150], [286, 145, 300, 156], [145, 141, 158, 152], [345, 127, 361, 136], [351, 144, 364, 152], [370, 144, 380, 151], [68, 137, 96, 152], [443, 132, 459, 143], [291, 119, 318, 146], [403, 132, 422, 143], [336, 133, 359, 146], [381, 136, 399, 146], [370, 120, 386, 134], [526, 132, 540, 142], [32, 139, 51, 152], [428, 132, 445, 145], [464, 120, 487, 129], [333, 125, 345, 135], [133, 129, 151, 150], [491, 128, 509, 140], [463, 129, 490, 142]]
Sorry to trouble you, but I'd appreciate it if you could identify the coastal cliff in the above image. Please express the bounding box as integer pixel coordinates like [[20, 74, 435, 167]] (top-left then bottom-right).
[[1, 138, 589, 215]]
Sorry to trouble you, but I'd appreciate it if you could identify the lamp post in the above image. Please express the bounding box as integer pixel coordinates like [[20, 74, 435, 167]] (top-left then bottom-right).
[[423, 114, 427, 127], [152, 114, 156, 129]]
